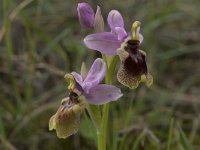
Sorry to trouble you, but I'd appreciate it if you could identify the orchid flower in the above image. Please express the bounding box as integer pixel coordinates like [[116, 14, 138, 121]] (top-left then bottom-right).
[[49, 58, 122, 138], [83, 10, 153, 89], [69, 58, 123, 105]]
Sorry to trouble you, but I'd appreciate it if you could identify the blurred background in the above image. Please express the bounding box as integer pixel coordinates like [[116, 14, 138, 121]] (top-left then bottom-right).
[[0, 0, 200, 149]]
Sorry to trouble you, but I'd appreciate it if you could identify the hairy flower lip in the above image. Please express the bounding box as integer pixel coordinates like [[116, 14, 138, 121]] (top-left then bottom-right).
[[122, 39, 147, 76], [124, 51, 147, 76], [117, 38, 153, 89], [49, 97, 84, 139]]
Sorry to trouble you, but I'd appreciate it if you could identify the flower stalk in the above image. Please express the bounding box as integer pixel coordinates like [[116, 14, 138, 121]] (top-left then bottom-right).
[[97, 55, 119, 150]]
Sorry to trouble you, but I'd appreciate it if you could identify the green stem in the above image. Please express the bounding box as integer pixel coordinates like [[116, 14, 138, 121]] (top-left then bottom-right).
[[101, 103, 110, 150], [97, 130, 104, 150], [97, 55, 119, 150], [97, 103, 110, 150]]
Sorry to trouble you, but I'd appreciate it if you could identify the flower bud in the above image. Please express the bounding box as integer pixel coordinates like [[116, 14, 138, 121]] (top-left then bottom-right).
[[77, 3, 95, 28]]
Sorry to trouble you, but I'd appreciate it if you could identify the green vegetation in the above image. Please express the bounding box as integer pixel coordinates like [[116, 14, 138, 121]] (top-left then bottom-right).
[[0, 0, 200, 149]]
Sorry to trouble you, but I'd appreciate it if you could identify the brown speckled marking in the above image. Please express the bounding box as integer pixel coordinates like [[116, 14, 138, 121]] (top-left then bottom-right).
[[117, 39, 152, 89]]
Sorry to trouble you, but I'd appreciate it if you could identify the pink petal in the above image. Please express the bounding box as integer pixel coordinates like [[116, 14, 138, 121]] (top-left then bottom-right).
[[107, 10, 124, 32], [115, 27, 127, 40], [84, 32, 121, 55], [82, 58, 106, 93], [85, 84, 123, 105], [138, 33, 144, 43]]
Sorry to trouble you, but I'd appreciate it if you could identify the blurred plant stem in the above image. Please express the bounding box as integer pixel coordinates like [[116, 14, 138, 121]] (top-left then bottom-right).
[[4, 0, 22, 109], [167, 118, 174, 150]]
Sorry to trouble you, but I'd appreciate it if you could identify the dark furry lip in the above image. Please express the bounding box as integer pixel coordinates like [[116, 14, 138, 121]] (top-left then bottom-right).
[[124, 40, 148, 77]]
